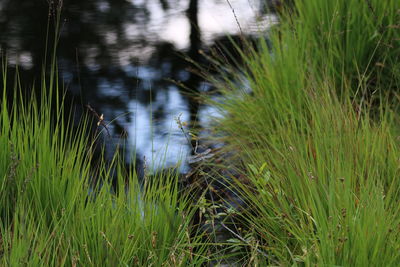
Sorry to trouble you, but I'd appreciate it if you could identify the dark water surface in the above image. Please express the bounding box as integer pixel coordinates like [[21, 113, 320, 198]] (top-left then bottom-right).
[[0, 0, 276, 172]]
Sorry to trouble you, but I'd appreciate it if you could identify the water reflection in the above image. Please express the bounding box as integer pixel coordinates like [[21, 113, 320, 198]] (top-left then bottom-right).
[[0, 0, 277, 172]]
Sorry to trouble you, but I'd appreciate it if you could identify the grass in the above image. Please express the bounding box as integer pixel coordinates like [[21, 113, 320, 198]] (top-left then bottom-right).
[[202, 0, 400, 265], [2, 0, 400, 265], [0, 61, 209, 265]]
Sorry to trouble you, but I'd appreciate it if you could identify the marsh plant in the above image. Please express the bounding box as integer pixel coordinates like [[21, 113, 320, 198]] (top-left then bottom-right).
[[204, 0, 400, 265], [0, 60, 209, 266], [2, 0, 400, 265]]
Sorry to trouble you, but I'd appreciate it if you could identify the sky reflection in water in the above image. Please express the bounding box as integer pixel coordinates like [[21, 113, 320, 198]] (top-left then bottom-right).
[[0, 0, 277, 172]]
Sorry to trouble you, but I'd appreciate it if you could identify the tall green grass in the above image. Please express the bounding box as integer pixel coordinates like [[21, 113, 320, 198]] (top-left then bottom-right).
[[281, 0, 400, 98], [0, 65, 208, 265], [205, 0, 400, 265]]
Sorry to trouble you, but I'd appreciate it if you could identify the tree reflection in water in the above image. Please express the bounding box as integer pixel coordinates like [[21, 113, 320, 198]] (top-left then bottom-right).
[[0, 0, 276, 172]]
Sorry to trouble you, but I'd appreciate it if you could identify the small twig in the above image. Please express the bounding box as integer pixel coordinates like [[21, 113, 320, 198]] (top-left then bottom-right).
[[225, 0, 244, 36], [175, 113, 196, 152], [86, 104, 111, 138]]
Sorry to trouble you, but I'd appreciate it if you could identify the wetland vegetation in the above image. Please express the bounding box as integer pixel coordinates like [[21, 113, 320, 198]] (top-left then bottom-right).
[[1, 0, 400, 265]]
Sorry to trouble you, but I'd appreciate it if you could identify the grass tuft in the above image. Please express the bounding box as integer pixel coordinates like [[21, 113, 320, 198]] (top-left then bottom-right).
[[0, 65, 208, 266], [204, 0, 400, 265]]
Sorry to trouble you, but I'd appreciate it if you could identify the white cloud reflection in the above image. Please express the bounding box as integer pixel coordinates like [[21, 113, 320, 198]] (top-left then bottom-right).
[[124, 0, 277, 51]]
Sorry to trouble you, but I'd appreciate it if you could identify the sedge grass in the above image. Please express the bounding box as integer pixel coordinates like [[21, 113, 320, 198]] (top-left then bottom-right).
[[204, 0, 400, 265], [0, 63, 209, 266]]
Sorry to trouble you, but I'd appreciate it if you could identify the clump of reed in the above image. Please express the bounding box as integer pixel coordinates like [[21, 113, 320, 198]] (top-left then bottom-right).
[[205, 0, 400, 265], [0, 63, 208, 266]]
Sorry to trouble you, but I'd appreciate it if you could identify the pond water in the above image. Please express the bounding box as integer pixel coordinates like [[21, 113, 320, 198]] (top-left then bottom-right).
[[0, 0, 277, 172]]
